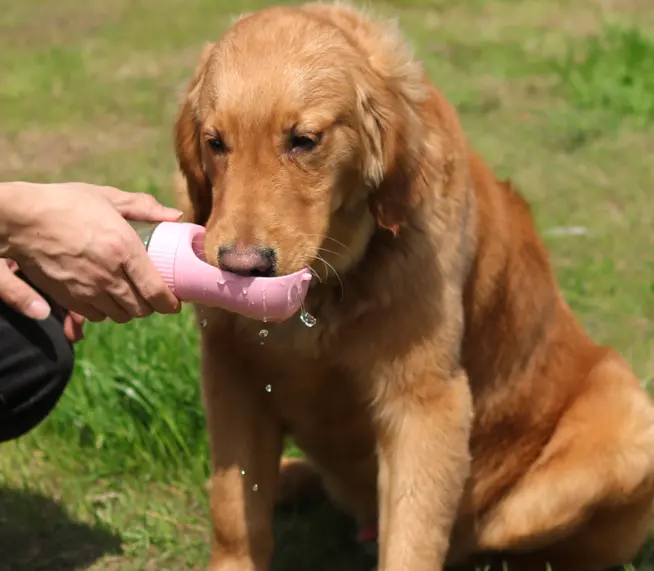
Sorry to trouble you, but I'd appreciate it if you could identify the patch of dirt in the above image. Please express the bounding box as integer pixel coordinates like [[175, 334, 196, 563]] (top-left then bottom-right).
[[593, 0, 654, 13], [483, 1, 604, 39], [0, 124, 156, 178], [113, 44, 208, 82], [0, 0, 129, 48], [410, 0, 654, 41]]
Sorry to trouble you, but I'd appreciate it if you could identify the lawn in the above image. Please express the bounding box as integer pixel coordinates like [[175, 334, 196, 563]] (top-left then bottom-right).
[[1, 0, 653, 569]]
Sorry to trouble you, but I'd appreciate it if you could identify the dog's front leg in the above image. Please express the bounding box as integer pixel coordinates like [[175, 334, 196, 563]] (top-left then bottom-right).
[[375, 355, 473, 571], [201, 342, 283, 571]]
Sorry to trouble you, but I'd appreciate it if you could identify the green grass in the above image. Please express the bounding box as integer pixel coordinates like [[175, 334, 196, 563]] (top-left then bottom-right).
[[552, 24, 654, 127], [1, 0, 654, 569]]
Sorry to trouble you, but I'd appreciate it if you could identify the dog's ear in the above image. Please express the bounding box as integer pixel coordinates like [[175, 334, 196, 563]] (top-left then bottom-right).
[[174, 43, 213, 226], [356, 74, 427, 237]]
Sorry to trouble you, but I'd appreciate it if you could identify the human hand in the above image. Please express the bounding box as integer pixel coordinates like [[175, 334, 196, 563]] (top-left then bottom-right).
[[63, 311, 86, 343], [0, 258, 85, 342], [0, 258, 49, 318], [3, 182, 183, 323]]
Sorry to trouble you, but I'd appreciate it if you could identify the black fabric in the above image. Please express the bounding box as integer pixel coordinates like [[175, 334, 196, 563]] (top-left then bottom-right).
[[0, 273, 74, 443]]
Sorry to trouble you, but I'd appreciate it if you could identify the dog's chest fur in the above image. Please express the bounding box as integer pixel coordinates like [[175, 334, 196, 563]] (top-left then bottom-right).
[[205, 304, 378, 459]]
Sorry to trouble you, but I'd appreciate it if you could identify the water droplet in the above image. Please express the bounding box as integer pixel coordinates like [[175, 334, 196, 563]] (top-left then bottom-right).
[[200, 318, 208, 328], [217, 274, 226, 285], [240, 470, 246, 476], [288, 285, 299, 307], [241, 286, 248, 296], [300, 309, 317, 328], [265, 384, 272, 393], [252, 484, 259, 492], [259, 328, 268, 346], [262, 288, 267, 320]]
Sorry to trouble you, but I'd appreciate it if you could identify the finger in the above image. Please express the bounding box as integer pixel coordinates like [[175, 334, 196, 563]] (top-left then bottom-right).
[[121, 192, 183, 222], [122, 242, 182, 315], [69, 303, 106, 323], [68, 183, 182, 221], [0, 266, 51, 320], [103, 189, 183, 222], [14, 266, 107, 323], [105, 269, 155, 319], [91, 293, 134, 324], [69, 311, 86, 326], [50, 295, 104, 323], [63, 313, 85, 343]]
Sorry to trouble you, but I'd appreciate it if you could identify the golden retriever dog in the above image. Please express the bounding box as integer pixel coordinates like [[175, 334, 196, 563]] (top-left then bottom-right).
[[173, 3, 654, 570]]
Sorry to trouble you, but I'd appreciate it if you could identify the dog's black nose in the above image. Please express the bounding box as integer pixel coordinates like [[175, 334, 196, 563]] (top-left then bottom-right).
[[217, 245, 276, 277]]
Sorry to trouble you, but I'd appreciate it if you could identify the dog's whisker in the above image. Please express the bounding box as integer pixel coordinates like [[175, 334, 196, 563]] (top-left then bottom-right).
[[317, 246, 346, 259], [315, 254, 344, 301], [307, 265, 323, 284], [313, 255, 330, 281], [306, 234, 352, 253]]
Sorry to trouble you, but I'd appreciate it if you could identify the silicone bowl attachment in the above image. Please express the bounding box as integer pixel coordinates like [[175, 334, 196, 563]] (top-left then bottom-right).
[[146, 222, 312, 323]]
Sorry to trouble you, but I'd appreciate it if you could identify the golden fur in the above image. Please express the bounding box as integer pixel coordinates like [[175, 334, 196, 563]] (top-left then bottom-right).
[[173, 4, 654, 570]]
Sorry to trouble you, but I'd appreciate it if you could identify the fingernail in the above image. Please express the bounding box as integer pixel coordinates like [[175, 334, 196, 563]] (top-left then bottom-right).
[[26, 300, 51, 320]]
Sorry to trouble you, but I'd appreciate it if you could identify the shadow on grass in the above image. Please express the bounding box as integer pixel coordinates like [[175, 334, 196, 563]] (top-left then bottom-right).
[[0, 487, 121, 571], [633, 537, 654, 571], [272, 498, 654, 571], [272, 500, 376, 571]]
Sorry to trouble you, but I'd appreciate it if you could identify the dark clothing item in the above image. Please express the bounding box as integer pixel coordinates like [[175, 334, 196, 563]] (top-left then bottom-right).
[[0, 275, 74, 443]]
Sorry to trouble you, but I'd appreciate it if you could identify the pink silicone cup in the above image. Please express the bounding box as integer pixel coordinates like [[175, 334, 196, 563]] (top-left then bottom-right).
[[146, 222, 312, 323]]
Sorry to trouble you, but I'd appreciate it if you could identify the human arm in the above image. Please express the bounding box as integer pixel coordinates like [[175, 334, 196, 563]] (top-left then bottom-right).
[[0, 181, 183, 323]]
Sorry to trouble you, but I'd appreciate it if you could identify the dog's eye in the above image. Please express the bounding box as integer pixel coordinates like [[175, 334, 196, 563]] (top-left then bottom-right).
[[289, 132, 322, 154], [206, 135, 227, 154]]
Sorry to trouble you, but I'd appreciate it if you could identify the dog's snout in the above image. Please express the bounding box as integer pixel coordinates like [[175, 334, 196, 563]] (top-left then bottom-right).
[[217, 245, 276, 277]]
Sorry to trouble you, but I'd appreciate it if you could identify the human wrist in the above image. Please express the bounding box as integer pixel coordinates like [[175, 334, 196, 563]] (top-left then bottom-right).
[[0, 182, 43, 258]]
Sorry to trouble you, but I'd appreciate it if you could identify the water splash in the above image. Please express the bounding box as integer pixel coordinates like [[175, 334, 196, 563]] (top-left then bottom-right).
[[252, 484, 259, 492], [240, 470, 246, 476], [200, 318, 208, 328], [265, 384, 272, 393], [300, 309, 317, 328]]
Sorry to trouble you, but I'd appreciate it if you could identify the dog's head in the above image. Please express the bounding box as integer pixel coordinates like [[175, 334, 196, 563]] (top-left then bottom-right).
[[175, 4, 430, 279]]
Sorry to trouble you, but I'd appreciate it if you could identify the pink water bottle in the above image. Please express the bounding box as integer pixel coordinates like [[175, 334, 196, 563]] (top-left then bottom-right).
[[129, 221, 312, 323]]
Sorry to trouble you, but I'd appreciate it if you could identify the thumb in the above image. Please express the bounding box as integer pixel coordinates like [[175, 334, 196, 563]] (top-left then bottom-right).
[[0, 265, 51, 320], [111, 191, 183, 223]]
